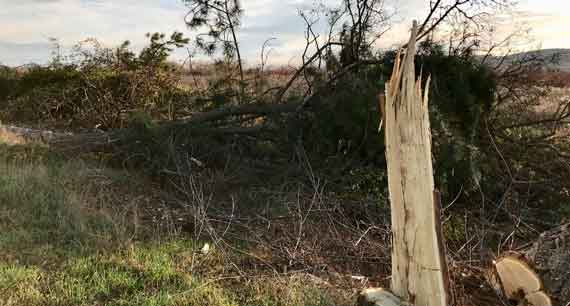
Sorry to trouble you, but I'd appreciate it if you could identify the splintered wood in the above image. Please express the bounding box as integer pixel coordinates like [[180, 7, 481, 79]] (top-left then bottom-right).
[[383, 21, 449, 306]]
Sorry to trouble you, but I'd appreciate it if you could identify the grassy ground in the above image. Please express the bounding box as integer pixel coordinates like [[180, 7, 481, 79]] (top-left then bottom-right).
[[0, 144, 351, 306]]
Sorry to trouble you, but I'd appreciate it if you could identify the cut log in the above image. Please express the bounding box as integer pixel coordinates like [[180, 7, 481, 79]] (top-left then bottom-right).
[[0, 122, 268, 154], [0, 124, 73, 145], [491, 223, 570, 306], [495, 256, 542, 299], [524, 291, 552, 306], [383, 21, 449, 306]]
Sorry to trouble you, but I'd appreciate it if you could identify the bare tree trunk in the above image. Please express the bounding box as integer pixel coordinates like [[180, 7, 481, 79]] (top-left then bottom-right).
[[383, 21, 449, 306]]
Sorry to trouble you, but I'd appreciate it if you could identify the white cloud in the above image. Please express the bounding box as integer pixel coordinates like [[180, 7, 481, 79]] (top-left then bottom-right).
[[0, 0, 188, 65], [523, 13, 570, 49], [474, 10, 570, 54]]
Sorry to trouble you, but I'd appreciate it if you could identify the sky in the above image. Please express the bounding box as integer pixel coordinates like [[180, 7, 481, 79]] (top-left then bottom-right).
[[0, 0, 568, 67]]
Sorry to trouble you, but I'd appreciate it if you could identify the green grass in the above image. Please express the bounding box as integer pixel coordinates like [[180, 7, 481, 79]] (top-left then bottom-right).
[[0, 246, 235, 306], [0, 144, 348, 306]]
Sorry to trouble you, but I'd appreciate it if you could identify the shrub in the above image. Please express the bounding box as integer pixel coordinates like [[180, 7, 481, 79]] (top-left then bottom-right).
[[291, 41, 497, 206], [295, 63, 386, 166], [0, 32, 191, 130], [0, 65, 19, 101]]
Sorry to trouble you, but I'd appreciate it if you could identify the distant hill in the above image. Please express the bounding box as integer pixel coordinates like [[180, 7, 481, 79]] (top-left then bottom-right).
[[550, 49, 570, 71], [482, 48, 570, 72]]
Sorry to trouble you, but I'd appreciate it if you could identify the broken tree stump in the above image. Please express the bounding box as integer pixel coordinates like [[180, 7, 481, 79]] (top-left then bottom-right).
[[382, 21, 449, 306]]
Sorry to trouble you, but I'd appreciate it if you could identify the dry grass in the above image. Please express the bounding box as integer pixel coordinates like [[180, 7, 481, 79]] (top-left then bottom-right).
[[0, 126, 27, 145], [177, 62, 309, 102]]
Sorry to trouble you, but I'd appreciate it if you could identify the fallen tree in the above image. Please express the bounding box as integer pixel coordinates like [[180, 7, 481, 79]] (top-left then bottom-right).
[[0, 98, 301, 152]]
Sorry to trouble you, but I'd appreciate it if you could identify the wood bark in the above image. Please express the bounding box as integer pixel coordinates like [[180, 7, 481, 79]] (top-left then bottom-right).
[[524, 223, 570, 305], [383, 21, 449, 306]]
